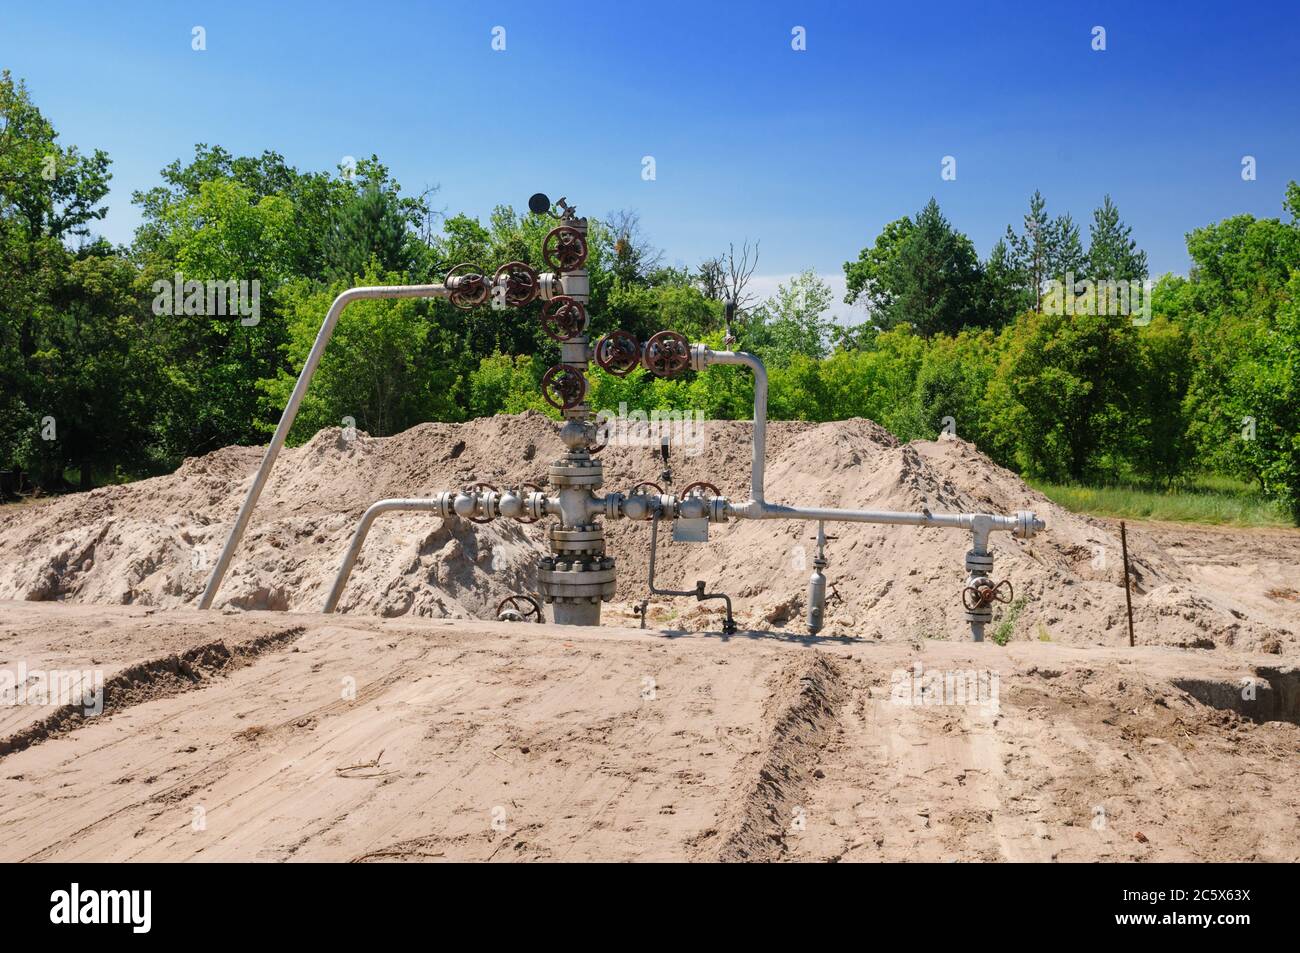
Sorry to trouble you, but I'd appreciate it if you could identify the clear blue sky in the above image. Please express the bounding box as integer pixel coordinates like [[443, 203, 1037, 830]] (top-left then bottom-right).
[[3, 0, 1298, 303]]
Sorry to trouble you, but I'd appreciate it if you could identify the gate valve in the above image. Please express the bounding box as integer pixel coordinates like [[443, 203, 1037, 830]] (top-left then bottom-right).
[[540, 364, 588, 410], [623, 481, 664, 521], [509, 482, 544, 524], [594, 330, 641, 377], [445, 263, 490, 309], [493, 261, 540, 307], [543, 225, 588, 272], [462, 482, 499, 524], [642, 330, 690, 377], [962, 578, 1014, 611], [540, 296, 588, 341]]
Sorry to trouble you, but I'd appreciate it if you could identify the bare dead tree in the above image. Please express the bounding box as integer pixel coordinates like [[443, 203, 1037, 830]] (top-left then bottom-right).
[[723, 239, 760, 310]]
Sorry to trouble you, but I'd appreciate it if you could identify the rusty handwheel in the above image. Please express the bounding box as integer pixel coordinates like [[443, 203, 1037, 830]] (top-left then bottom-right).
[[493, 261, 540, 307], [642, 330, 690, 377], [680, 481, 720, 499], [446, 263, 490, 309], [463, 482, 498, 524], [962, 578, 1014, 611], [542, 225, 588, 272], [513, 481, 544, 524], [540, 364, 587, 410], [594, 330, 641, 377], [540, 296, 588, 341], [497, 594, 543, 623], [628, 481, 664, 497]]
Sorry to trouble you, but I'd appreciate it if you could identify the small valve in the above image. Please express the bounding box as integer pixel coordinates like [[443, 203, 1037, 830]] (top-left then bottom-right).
[[543, 225, 588, 272], [594, 330, 641, 377], [540, 364, 587, 410], [494, 261, 540, 307], [642, 330, 690, 377], [540, 296, 588, 341], [962, 578, 1014, 611]]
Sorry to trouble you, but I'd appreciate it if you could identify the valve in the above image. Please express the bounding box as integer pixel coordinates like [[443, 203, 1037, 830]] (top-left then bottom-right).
[[540, 296, 588, 341], [494, 261, 540, 307], [543, 225, 588, 272], [962, 578, 1014, 612], [497, 594, 543, 623], [513, 481, 544, 524], [642, 330, 690, 377], [540, 364, 588, 410], [445, 263, 490, 309], [594, 330, 641, 377], [679, 480, 720, 499], [463, 482, 498, 524]]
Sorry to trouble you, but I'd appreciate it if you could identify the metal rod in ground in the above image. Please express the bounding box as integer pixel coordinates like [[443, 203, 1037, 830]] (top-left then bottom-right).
[[1120, 520, 1135, 647]]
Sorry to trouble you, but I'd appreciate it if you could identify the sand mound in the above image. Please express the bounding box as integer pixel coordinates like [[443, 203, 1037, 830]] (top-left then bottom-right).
[[0, 413, 1293, 654]]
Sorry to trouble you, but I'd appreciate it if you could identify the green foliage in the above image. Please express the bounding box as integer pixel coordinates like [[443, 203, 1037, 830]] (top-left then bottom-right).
[[1, 70, 1297, 527], [984, 309, 1140, 481], [262, 269, 462, 443]]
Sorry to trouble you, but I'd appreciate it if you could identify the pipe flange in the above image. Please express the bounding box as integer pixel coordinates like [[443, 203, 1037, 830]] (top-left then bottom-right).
[[965, 550, 994, 574]]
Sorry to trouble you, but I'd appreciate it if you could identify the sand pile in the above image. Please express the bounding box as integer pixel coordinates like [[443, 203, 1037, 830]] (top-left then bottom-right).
[[0, 413, 1293, 653]]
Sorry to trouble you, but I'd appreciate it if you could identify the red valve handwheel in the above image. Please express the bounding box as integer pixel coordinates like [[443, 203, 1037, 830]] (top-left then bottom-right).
[[540, 364, 587, 410], [494, 261, 540, 307], [542, 225, 588, 272], [594, 330, 641, 377], [540, 296, 588, 341], [642, 330, 690, 377], [446, 263, 490, 309]]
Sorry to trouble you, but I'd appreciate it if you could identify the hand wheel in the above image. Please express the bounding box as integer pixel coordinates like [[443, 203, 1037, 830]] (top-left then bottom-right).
[[497, 594, 542, 623], [446, 263, 489, 309], [540, 364, 587, 410], [962, 578, 1015, 611], [494, 261, 540, 307], [594, 331, 641, 377], [543, 225, 588, 272], [540, 296, 588, 341], [463, 482, 498, 525], [628, 481, 664, 497], [642, 330, 690, 377], [680, 481, 720, 499]]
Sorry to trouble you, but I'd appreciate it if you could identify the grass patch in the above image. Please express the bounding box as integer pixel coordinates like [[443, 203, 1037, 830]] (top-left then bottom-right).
[[1028, 476, 1291, 528], [991, 597, 1027, 646]]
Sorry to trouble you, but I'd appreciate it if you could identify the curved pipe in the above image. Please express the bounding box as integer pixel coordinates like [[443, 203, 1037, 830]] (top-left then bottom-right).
[[322, 498, 446, 612], [701, 350, 766, 504], [701, 346, 1043, 542], [198, 284, 450, 609]]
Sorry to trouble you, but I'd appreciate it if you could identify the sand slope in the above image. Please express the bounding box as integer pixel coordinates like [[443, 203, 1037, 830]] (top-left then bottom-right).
[[3, 415, 1297, 654]]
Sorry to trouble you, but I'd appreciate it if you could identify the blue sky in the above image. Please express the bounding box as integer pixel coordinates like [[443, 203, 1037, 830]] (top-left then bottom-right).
[[3, 1, 1297, 317]]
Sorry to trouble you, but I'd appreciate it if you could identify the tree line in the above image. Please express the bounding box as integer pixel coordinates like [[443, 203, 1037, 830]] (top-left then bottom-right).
[[2, 70, 1297, 523]]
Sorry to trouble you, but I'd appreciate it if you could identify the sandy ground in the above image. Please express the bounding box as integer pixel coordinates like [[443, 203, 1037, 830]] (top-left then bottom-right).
[[1, 416, 1297, 861], [0, 601, 1295, 862]]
